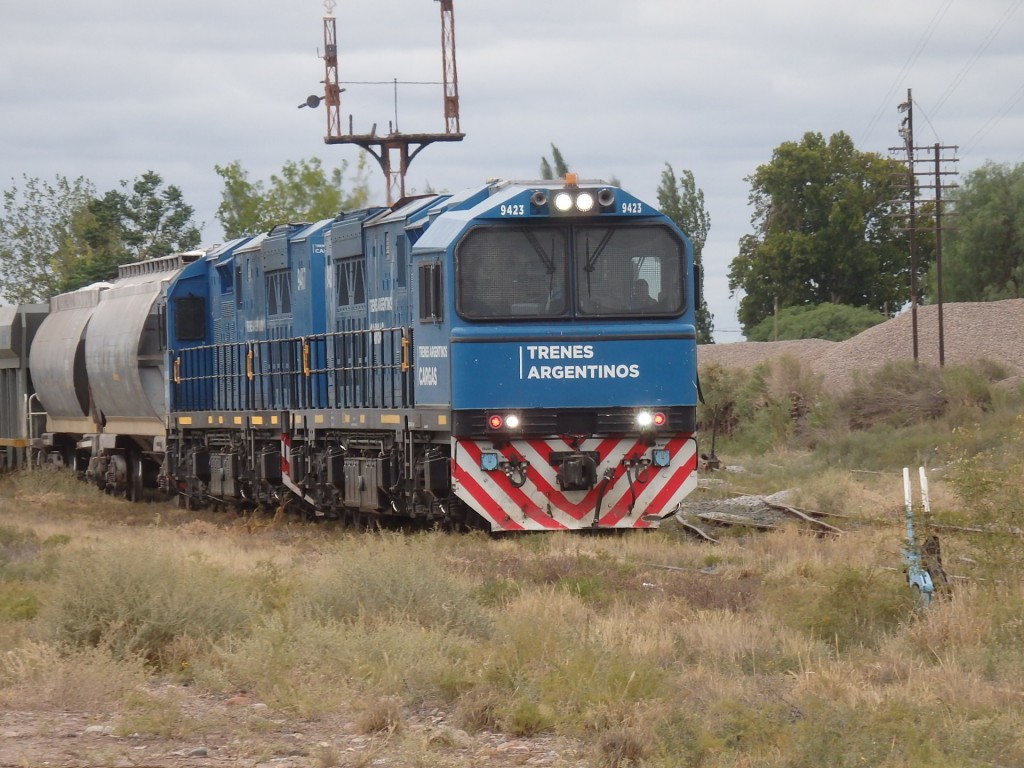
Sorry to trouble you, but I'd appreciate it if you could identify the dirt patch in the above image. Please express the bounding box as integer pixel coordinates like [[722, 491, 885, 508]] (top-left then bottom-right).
[[0, 688, 587, 768]]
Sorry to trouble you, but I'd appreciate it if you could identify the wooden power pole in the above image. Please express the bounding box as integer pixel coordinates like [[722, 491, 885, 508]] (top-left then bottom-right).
[[891, 88, 959, 365]]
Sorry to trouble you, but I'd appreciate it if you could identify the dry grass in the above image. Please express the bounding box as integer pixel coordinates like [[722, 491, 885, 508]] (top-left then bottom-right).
[[2, 461, 1023, 767]]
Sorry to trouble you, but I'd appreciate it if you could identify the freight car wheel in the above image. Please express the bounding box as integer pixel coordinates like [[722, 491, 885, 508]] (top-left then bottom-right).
[[126, 449, 144, 502]]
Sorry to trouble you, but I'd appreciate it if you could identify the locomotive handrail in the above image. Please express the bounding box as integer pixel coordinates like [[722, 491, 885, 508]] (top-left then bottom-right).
[[25, 392, 44, 473], [170, 325, 414, 412]]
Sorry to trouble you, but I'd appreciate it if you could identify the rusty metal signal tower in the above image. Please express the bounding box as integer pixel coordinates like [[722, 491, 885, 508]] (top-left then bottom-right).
[[305, 0, 464, 205]]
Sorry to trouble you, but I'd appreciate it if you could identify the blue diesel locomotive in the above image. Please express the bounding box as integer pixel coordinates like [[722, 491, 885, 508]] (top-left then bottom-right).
[[10, 175, 701, 531]]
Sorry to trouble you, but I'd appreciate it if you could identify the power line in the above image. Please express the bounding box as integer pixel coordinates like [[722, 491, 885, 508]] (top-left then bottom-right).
[[931, 0, 1024, 118], [860, 0, 953, 146], [962, 80, 1024, 155]]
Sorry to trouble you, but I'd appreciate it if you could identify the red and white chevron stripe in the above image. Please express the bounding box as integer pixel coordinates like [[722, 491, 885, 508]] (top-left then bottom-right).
[[281, 430, 318, 507], [452, 435, 698, 531]]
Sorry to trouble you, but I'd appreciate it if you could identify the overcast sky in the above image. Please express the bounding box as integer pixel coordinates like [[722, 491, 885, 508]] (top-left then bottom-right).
[[3, 0, 1022, 340]]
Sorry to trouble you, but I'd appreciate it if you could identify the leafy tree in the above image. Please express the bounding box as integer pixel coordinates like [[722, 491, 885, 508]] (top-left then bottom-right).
[[119, 171, 201, 261], [745, 302, 887, 342], [728, 131, 910, 334], [0, 174, 96, 303], [57, 172, 201, 292], [926, 161, 1024, 302], [1, 172, 202, 300], [215, 156, 371, 239], [540, 144, 570, 180], [657, 163, 714, 343]]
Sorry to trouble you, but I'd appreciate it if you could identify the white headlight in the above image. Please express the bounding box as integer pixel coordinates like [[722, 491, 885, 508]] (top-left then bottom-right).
[[505, 414, 520, 428], [636, 411, 653, 427], [575, 192, 594, 212], [554, 192, 574, 212]]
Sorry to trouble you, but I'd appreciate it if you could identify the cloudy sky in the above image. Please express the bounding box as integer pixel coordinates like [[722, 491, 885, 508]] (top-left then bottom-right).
[[3, 0, 1022, 340]]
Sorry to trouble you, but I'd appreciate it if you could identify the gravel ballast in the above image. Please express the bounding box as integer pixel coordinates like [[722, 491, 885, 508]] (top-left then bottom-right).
[[698, 299, 1024, 393]]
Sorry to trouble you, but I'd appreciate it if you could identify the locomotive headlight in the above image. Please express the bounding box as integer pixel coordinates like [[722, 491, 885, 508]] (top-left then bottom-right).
[[553, 192, 574, 212], [487, 413, 521, 430], [636, 410, 667, 429], [575, 192, 595, 212]]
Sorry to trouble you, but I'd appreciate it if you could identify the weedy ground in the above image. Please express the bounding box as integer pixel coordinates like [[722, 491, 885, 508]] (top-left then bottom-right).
[[2, 429, 1023, 768]]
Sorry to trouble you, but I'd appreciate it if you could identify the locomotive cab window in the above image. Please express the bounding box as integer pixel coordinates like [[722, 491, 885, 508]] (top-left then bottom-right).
[[455, 224, 684, 321], [456, 227, 568, 319], [575, 225, 685, 317]]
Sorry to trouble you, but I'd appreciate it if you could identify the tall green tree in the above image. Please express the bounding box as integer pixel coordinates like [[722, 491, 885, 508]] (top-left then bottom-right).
[[215, 156, 371, 239], [728, 131, 910, 334], [927, 161, 1024, 302], [657, 163, 714, 343], [540, 144, 570, 180], [59, 172, 201, 292], [119, 171, 201, 261], [0, 174, 96, 303], [0, 172, 202, 301]]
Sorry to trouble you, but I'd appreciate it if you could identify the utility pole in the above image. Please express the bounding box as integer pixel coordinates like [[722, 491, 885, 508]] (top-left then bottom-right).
[[890, 88, 959, 365]]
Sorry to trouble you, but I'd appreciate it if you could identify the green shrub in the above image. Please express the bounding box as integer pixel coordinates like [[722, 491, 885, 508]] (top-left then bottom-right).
[[299, 533, 491, 637], [0, 640, 148, 711], [745, 303, 887, 342], [36, 543, 257, 668], [504, 696, 554, 736], [0, 582, 40, 620], [775, 565, 915, 651]]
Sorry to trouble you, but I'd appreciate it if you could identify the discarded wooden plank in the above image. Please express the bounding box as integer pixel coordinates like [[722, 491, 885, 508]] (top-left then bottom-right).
[[765, 501, 845, 535], [696, 512, 775, 531], [674, 520, 720, 543]]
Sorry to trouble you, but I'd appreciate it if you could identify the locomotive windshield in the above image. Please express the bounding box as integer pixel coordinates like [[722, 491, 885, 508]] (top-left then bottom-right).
[[456, 224, 685, 320]]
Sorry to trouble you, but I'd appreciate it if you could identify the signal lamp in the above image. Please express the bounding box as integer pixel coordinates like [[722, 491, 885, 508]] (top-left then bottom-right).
[[488, 415, 504, 429], [652, 412, 667, 426]]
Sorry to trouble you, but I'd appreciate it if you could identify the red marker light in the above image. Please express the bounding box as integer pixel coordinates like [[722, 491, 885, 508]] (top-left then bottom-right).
[[488, 415, 504, 429], [653, 412, 667, 426]]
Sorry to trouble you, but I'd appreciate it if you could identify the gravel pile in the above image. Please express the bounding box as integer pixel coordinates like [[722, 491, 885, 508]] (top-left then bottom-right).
[[698, 299, 1024, 393]]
